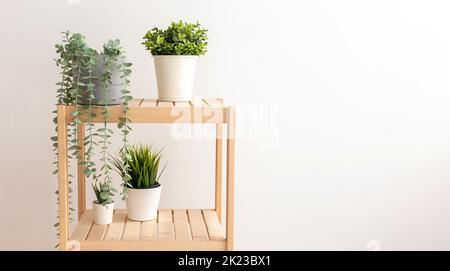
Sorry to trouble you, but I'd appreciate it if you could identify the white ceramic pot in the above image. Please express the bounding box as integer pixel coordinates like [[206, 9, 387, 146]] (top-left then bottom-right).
[[153, 56, 198, 101], [126, 184, 162, 221], [93, 201, 114, 225]]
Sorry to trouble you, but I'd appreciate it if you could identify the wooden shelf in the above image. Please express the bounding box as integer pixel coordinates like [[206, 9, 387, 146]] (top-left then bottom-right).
[[71, 209, 226, 251], [62, 98, 227, 123], [56, 97, 235, 251]]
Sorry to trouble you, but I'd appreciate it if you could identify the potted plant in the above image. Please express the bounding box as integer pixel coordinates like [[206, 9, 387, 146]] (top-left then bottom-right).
[[92, 183, 116, 224], [78, 39, 128, 106], [113, 144, 166, 221], [52, 32, 133, 232], [142, 20, 208, 101]]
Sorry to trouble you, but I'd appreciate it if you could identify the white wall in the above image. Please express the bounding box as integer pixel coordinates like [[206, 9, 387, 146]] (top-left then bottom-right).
[[1, 0, 450, 250]]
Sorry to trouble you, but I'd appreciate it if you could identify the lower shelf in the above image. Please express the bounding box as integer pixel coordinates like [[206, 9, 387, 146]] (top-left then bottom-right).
[[70, 209, 226, 251]]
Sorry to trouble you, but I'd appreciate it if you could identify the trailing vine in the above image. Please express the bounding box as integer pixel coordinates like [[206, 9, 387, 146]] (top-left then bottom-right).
[[80, 49, 98, 182], [52, 32, 71, 240], [69, 33, 84, 163], [52, 32, 90, 245], [92, 40, 121, 205], [52, 32, 133, 248], [118, 48, 133, 199]]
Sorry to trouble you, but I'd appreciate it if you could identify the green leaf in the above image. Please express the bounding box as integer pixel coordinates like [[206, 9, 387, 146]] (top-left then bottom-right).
[[100, 192, 109, 200], [84, 168, 92, 176]]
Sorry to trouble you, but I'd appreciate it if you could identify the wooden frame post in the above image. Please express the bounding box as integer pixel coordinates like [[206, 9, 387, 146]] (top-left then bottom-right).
[[77, 123, 86, 219], [57, 105, 69, 251], [226, 106, 235, 251], [215, 123, 223, 223]]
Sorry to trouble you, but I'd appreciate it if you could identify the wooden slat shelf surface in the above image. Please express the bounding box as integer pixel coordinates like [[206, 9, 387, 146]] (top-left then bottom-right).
[[71, 209, 226, 251], [61, 97, 227, 124]]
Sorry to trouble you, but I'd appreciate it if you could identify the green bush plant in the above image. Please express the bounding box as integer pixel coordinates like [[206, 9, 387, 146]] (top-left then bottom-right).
[[142, 20, 208, 55]]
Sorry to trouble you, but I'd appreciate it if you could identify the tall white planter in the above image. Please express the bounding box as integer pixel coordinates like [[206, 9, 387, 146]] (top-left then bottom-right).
[[93, 201, 114, 225], [153, 56, 198, 101], [126, 185, 162, 221]]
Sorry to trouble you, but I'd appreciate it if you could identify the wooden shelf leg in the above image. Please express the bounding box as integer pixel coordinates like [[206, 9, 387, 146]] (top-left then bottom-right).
[[226, 106, 235, 251], [57, 105, 69, 251], [77, 123, 86, 219], [215, 123, 223, 223]]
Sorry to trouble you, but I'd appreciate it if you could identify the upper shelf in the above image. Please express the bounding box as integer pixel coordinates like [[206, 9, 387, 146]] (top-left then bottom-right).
[[130, 97, 226, 108], [59, 97, 231, 124]]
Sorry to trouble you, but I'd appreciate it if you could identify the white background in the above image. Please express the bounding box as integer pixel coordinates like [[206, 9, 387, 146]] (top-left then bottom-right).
[[1, 0, 450, 250]]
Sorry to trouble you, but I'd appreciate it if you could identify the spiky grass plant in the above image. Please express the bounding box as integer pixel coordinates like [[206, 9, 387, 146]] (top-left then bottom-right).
[[113, 144, 166, 192]]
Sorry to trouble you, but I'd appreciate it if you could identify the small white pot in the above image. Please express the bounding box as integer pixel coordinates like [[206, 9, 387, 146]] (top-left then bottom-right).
[[126, 184, 162, 221], [93, 201, 114, 225], [153, 56, 198, 101]]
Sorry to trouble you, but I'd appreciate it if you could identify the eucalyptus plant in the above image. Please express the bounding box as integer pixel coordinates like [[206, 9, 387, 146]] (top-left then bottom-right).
[[92, 39, 133, 205], [53, 32, 94, 238], [52, 31, 133, 246], [142, 20, 208, 55]]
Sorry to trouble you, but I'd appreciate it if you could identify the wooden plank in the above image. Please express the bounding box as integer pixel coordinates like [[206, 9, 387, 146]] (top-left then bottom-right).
[[202, 98, 210, 107], [77, 123, 86, 220], [226, 106, 235, 250], [86, 223, 107, 241], [158, 222, 175, 240], [158, 210, 174, 240], [165, 105, 191, 122], [66, 106, 226, 123], [202, 210, 226, 240], [173, 209, 190, 240], [190, 97, 203, 123], [174, 101, 191, 108], [188, 209, 209, 241], [122, 219, 141, 240], [190, 96, 203, 107], [104, 211, 127, 241], [141, 221, 158, 240], [157, 101, 173, 107], [205, 98, 225, 107], [175, 222, 192, 240], [140, 99, 157, 108], [129, 98, 143, 107], [57, 105, 69, 250], [79, 240, 226, 251], [202, 98, 224, 123], [215, 123, 223, 222], [71, 210, 94, 241], [158, 209, 173, 223], [173, 209, 188, 222]]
